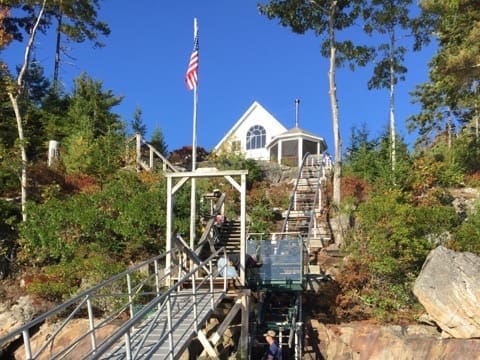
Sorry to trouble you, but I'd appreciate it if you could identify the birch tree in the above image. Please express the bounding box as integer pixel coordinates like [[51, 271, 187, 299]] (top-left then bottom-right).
[[6, 0, 47, 221], [259, 0, 373, 207], [364, 0, 434, 175], [3, 1, 109, 92], [364, 0, 408, 173]]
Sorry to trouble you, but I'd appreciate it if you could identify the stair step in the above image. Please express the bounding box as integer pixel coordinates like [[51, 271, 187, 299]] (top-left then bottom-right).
[[308, 265, 321, 274], [309, 239, 326, 248]]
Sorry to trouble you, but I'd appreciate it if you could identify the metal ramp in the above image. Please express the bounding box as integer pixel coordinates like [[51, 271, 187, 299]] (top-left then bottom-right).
[[0, 246, 229, 360], [100, 288, 225, 359]]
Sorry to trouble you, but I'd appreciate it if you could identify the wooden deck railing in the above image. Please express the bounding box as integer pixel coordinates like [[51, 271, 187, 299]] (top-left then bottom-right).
[[125, 134, 178, 173]]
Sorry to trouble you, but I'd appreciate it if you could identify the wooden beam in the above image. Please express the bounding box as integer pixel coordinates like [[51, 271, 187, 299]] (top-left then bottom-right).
[[172, 177, 189, 195], [165, 169, 248, 179], [197, 328, 218, 358], [240, 291, 249, 357], [225, 175, 241, 193], [209, 299, 242, 345]]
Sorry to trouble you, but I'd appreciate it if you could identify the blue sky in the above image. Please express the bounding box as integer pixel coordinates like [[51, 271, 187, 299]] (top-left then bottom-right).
[[3, 1, 437, 155]]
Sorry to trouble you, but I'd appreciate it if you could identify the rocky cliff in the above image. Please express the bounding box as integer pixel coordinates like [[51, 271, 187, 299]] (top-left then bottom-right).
[[313, 320, 480, 360]]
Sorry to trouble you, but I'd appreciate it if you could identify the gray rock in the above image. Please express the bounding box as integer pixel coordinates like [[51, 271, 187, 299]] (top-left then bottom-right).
[[413, 246, 480, 338], [0, 296, 36, 353], [0, 295, 35, 335], [329, 213, 350, 246]]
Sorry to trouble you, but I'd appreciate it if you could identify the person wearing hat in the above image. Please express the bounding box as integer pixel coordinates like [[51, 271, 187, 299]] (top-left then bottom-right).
[[263, 329, 281, 360]]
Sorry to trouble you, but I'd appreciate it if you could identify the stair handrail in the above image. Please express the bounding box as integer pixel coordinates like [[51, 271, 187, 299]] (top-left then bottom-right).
[[89, 246, 228, 359], [195, 192, 226, 255], [0, 251, 176, 359], [281, 152, 312, 233], [140, 138, 177, 172], [280, 153, 328, 274], [304, 154, 327, 270], [125, 133, 177, 173]]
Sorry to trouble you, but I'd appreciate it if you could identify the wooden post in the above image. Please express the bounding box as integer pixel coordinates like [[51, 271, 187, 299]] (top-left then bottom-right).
[[136, 133, 141, 172], [166, 176, 173, 286], [240, 291, 250, 359]]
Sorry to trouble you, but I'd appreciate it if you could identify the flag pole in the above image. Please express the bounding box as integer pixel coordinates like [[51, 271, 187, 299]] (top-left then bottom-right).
[[191, 17, 198, 173], [190, 17, 198, 251]]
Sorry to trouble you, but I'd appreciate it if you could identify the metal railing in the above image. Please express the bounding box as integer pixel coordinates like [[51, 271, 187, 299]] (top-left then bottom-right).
[[281, 152, 312, 234], [90, 246, 227, 359], [281, 153, 330, 273], [0, 246, 228, 360], [304, 155, 326, 270]]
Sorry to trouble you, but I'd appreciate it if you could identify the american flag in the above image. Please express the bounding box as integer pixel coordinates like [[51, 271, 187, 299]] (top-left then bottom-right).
[[185, 25, 199, 91]]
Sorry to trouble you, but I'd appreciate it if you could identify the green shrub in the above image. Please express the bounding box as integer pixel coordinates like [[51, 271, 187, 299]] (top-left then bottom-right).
[[346, 188, 459, 318], [19, 172, 169, 267], [27, 245, 126, 303], [211, 153, 265, 189], [27, 263, 81, 301], [247, 184, 275, 234], [451, 202, 480, 255]]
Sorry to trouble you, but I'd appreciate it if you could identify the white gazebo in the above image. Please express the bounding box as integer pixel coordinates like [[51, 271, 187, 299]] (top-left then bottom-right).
[[267, 127, 327, 167]]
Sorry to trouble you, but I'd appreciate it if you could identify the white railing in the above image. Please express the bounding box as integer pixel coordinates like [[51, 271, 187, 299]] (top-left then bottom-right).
[[125, 134, 177, 173], [281, 153, 331, 272]]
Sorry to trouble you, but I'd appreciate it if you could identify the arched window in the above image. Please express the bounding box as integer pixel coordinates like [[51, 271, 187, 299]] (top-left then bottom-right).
[[246, 125, 266, 150]]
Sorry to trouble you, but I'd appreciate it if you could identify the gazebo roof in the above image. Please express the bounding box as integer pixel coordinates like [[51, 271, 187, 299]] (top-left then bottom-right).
[[266, 126, 327, 150]]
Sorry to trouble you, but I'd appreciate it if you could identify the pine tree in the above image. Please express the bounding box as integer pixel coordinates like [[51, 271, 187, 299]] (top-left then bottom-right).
[[131, 106, 147, 137], [150, 127, 169, 157]]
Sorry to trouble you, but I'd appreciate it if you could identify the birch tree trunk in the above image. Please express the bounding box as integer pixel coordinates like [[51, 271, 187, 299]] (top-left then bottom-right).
[[389, 30, 396, 174], [328, 1, 342, 207], [7, 0, 47, 221]]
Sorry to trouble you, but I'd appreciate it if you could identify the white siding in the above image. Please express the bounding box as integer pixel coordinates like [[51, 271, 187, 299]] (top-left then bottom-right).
[[213, 101, 287, 161]]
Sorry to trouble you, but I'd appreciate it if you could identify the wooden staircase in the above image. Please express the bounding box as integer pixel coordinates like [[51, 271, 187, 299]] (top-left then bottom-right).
[[194, 219, 242, 290], [215, 219, 242, 254], [282, 154, 332, 277]]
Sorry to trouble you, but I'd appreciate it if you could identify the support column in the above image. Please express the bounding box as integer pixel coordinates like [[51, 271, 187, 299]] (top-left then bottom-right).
[[240, 173, 246, 285], [166, 176, 173, 286], [136, 133, 141, 172], [240, 291, 250, 359], [278, 141, 282, 165], [298, 138, 303, 167]]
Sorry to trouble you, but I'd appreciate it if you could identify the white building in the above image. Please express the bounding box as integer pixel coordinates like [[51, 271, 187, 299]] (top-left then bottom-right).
[[213, 101, 287, 160], [213, 101, 327, 166]]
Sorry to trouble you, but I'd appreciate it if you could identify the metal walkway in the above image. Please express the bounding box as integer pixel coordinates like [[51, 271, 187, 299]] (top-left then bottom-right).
[[0, 247, 229, 360], [100, 289, 225, 359]]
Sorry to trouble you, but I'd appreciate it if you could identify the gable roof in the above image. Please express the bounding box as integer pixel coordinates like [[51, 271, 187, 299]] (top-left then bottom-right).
[[213, 101, 287, 152]]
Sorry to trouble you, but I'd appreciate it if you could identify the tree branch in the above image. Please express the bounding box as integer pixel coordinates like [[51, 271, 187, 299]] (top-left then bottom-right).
[[17, 0, 47, 91]]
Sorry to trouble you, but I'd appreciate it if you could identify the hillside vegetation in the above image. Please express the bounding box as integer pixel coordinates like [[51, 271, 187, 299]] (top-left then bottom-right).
[[1, 1, 480, 323]]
